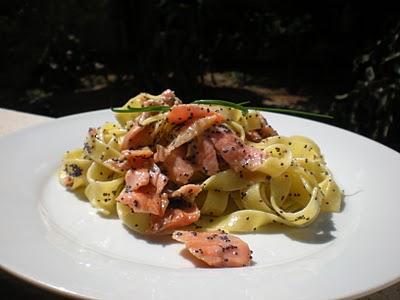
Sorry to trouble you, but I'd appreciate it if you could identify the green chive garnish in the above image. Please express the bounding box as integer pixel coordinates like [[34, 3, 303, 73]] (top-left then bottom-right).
[[246, 107, 334, 119], [192, 99, 333, 119], [111, 106, 170, 113], [111, 98, 333, 119]]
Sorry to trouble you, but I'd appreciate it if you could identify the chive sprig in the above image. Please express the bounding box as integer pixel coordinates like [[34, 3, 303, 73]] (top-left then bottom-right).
[[111, 99, 333, 119]]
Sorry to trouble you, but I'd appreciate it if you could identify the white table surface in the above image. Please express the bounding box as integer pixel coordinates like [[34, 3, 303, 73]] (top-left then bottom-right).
[[0, 107, 399, 300], [0, 108, 52, 136]]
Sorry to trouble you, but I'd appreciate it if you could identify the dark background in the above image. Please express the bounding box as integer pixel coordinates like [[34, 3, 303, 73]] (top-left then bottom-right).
[[1, 1, 400, 298], [1, 0, 400, 152]]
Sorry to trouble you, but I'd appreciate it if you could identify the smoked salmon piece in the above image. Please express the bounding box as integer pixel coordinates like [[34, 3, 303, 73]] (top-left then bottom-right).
[[105, 149, 153, 172], [172, 230, 253, 267], [155, 115, 223, 165], [167, 115, 224, 151], [170, 184, 202, 203], [149, 205, 201, 233], [246, 115, 278, 142], [208, 125, 266, 172], [159, 89, 177, 105], [142, 89, 181, 107], [195, 135, 219, 175], [260, 123, 277, 138], [153, 145, 169, 162], [163, 146, 195, 185], [125, 168, 150, 190], [121, 124, 154, 150], [117, 163, 169, 216], [117, 184, 168, 216], [166, 104, 224, 125]]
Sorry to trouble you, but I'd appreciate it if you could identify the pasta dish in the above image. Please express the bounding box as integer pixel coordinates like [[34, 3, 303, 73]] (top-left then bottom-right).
[[59, 90, 342, 267]]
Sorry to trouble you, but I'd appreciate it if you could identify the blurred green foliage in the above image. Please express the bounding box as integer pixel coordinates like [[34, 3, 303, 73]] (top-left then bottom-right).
[[333, 22, 400, 148], [0, 0, 399, 150]]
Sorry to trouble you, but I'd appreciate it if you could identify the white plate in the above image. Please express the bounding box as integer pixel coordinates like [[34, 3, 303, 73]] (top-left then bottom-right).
[[1, 110, 399, 299]]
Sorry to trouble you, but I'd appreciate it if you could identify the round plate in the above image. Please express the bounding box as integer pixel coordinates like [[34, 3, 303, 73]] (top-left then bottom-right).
[[0, 110, 399, 299]]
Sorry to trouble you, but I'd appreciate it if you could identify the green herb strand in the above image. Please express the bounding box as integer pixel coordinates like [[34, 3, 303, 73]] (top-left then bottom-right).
[[247, 107, 334, 119], [111, 99, 333, 119], [194, 99, 333, 119], [111, 106, 170, 113]]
